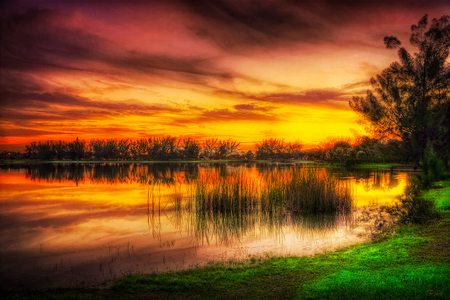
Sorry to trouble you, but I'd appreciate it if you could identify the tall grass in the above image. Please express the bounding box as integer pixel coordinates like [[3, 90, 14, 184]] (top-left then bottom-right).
[[190, 167, 353, 215], [192, 170, 259, 213]]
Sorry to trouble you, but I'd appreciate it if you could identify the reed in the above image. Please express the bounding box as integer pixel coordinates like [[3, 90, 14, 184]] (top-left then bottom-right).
[[192, 170, 259, 213], [190, 166, 353, 215]]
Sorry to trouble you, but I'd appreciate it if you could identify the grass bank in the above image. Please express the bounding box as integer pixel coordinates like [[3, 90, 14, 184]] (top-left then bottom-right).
[[3, 183, 449, 300], [318, 163, 402, 170]]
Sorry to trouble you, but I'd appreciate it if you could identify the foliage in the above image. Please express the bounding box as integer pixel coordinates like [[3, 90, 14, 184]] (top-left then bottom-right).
[[391, 177, 440, 224], [421, 141, 449, 186], [255, 138, 303, 160], [349, 15, 450, 169], [18, 136, 246, 161]]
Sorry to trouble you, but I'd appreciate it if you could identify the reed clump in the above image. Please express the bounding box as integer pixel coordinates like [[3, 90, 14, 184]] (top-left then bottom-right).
[[191, 167, 353, 214], [192, 171, 259, 213]]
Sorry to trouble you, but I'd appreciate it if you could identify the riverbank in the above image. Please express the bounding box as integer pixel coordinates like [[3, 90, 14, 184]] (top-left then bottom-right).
[[3, 181, 449, 299]]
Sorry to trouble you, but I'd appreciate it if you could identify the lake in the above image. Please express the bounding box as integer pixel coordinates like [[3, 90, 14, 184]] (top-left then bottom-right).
[[0, 162, 408, 290]]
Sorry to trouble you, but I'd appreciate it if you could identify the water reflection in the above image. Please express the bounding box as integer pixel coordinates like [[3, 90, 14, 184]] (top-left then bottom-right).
[[0, 163, 407, 290]]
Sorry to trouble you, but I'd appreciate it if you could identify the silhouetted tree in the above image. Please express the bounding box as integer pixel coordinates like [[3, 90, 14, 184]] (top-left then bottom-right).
[[349, 15, 450, 173], [219, 139, 240, 159], [181, 137, 200, 160], [255, 138, 283, 159], [202, 138, 219, 160], [285, 140, 304, 159], [67, 137, 85, 160]]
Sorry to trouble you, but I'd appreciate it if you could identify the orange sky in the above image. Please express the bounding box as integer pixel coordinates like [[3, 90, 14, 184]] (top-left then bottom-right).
[[1, 0, 449, 151]]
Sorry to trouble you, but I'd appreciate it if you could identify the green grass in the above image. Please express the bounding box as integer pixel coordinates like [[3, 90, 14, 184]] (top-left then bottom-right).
[[4, 185, 450, 300], [313, 163, 401, 170], [353, 163, 401, 169], [425, 181, 450, 212]]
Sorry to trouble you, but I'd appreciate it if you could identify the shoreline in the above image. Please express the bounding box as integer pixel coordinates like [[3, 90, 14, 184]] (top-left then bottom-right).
[[2, 181, 448, 299]]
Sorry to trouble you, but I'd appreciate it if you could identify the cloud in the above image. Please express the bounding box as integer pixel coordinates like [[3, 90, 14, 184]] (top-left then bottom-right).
[[0, 127, 64, 138], [181, 0, 449, 53], [340, 80, 371, 90], [172, 103, 282, 126], [214, 88, 350, 108], [0, 89, 182, 121], [182, 0, 330, 53], [233, 103, 275, 112], [1, 8, 237, 86]]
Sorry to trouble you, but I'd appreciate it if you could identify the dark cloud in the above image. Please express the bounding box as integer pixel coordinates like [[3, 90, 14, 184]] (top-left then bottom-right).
[[233, 103, 274, 112], [0, 127, 64, 137], [181, 0, 449, 53], [0, 8, 236, 85], [0, 90, 182, 113], [172, 104, 282, 126], [0, 89, 183, 126], [215, 88, 349, 108], [182, 0, 329, 52], [340, 80, 371, 90]]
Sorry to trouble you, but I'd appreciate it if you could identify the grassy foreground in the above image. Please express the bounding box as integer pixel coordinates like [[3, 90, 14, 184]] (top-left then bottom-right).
[[3, 183, 449, 300]]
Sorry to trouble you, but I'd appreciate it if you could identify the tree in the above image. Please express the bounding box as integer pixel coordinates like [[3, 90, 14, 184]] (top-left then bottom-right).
[[202, 138, 218, 160], [67, 137, 85, 160], [349, 15, 450, 172], [255, 138, 284, 159], [245, 150, 254, 160], [181, 137, 200, 160], [318, 136, 352, 150], [218, 139, 241, 159], [286, 140, 304, 159]]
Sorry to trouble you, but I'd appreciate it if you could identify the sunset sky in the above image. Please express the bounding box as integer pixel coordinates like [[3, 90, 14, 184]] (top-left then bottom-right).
[[1, 0, 449, 151]]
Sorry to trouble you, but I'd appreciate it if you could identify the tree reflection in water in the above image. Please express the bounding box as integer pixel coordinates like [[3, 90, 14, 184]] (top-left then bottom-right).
[[0, 163, 408, 290]]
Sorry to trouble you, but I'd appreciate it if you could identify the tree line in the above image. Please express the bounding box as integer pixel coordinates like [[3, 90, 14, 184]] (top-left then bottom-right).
[[12, 137, 242, 161], [1, 134, 408, 165], [9, 137, 304, 161], [304, 136, 404, 166]]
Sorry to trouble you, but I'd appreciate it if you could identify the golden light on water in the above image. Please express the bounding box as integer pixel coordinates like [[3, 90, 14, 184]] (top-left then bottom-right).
[[0, 164, 409, 289]]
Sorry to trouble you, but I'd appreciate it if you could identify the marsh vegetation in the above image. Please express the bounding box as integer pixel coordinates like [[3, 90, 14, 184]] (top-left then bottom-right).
[[0, 162, 408, 291]]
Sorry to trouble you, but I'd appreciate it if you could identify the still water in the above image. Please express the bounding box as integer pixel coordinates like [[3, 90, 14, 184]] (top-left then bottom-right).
[[0, 163, 407, 290]]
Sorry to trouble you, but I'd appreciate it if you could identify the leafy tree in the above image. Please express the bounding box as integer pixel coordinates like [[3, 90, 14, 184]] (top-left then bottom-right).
[[356, 150, 367, 161], [67, 137, 85, 160], [245, 150, 254, 160], [149, 136, 179, 160], [219, 139, 241, 159], [202, 138, 219, 160], [349, 15, 450, 172], [181, 137, 200, 160], [286, 140, 304, 159], [132, 138, 148, 159], [117, 139, 130, 159], [255, 138, 284, 159], [52, 140, 67, 160]]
